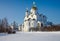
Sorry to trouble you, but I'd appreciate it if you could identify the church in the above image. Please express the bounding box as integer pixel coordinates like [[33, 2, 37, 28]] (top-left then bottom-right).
[[20, 2, 52, 32]]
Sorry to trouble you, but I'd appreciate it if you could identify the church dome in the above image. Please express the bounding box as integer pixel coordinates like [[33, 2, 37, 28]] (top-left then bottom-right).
[[32, 2, 37, 10], [32, 6, 37, 10]]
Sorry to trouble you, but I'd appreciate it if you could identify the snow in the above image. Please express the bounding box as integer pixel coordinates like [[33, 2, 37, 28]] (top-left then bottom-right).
[[0, 32, 60, 41], [0, 33, 7, 36]]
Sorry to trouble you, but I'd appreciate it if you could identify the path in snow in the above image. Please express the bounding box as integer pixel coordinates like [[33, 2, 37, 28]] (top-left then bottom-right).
[[0, 32, 60, 41]]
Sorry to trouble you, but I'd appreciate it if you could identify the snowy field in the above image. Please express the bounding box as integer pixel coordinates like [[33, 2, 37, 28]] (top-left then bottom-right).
[[0, 32, 60, 41]]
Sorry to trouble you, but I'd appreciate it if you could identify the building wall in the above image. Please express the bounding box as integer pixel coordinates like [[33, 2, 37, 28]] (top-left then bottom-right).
[[24, 21, 29, 32]]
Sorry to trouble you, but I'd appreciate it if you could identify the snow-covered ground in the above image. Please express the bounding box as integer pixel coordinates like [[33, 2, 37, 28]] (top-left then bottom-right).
[[0, 31, 60, 41], [0, 33, 7, 36]]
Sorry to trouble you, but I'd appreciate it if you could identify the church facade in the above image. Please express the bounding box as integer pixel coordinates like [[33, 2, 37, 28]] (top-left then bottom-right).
[[21, 2, 52, 32]]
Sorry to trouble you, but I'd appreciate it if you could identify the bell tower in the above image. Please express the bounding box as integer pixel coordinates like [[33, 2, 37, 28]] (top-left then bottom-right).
[[24, 8, 29, 32]]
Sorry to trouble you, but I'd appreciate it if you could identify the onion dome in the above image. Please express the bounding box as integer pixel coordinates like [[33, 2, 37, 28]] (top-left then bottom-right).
[[32, 2, 37, 10]]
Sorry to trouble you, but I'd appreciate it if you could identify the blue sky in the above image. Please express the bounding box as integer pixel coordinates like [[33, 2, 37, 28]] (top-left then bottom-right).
[[0, 0, 60, 25]]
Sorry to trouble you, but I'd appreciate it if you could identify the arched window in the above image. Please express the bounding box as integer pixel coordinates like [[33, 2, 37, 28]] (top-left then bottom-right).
[[33, 19, 35, 20], [41, 23, 43, 27]]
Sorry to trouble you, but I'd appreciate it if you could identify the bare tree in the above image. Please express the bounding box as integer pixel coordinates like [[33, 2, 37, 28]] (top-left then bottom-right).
[[0, 19, 1, 28], [2, 18, 8, 32]]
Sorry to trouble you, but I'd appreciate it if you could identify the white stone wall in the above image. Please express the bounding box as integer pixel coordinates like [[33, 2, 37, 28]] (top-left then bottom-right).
[[24, 21, 29, 32]]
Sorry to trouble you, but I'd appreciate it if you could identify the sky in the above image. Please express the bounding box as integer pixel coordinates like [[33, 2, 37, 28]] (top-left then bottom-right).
[[0, 0, 60, 25]]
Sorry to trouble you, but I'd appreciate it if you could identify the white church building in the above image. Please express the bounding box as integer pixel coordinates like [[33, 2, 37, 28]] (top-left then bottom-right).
[[19, 2, 52, 32]]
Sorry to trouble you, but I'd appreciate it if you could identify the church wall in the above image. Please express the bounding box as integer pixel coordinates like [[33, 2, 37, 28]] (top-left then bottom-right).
[[30, 19, 37, 28], [24, 21, 29, 32]]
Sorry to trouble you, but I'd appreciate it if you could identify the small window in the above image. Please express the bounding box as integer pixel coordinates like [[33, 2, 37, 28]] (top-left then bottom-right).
[[31, 15, 33, 17], [28, 18, 31, 21], [33, 19, 35, 20]]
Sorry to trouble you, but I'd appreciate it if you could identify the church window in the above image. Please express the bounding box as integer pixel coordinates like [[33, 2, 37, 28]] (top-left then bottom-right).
[[31, 15, 33, 17], [33, 19, 35, 20], [31, 12, 32, 14], [28, 18, 31, 21], [41, 23, 43, 27]]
